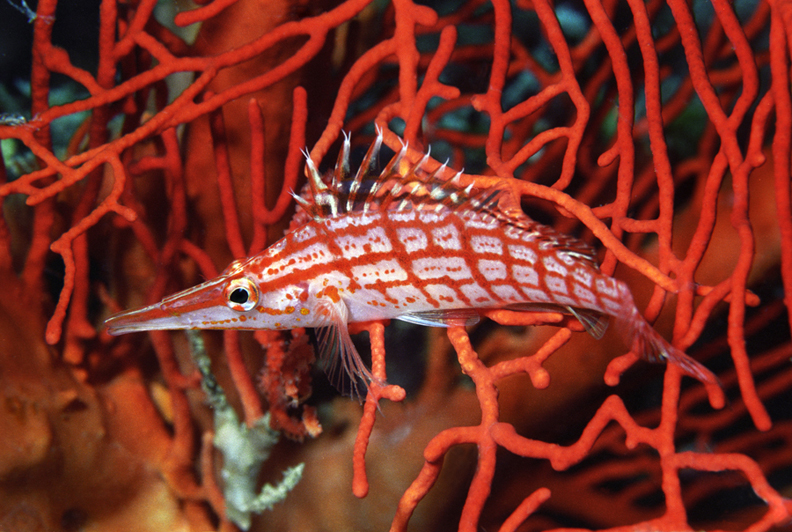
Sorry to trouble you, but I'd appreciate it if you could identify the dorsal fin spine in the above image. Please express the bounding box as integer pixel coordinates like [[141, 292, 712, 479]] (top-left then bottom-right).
[[334, 133, 350, 189], [339, 132, 351, 175], [291, 191, 312, 213], [355, 131, 382, 182], [409, 149, 430, 181], [348, 131, 382, 212], [380, 140, 406, 178], [304, 152, 327, 195]]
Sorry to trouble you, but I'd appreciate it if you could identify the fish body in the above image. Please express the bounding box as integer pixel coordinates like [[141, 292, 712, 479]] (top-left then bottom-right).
[[105, 133, 717, 390]]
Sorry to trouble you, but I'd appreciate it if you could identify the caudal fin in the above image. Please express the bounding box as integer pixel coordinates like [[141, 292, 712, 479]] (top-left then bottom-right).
[[615, 292, 719, 387], [627, 309, 718, 385]]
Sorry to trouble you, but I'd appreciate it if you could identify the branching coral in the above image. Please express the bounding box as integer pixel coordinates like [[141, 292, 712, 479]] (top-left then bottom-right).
[[0, 0, 791, 531]]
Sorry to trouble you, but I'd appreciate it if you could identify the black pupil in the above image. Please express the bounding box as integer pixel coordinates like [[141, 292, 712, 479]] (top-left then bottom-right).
[[229, 287, 249, 304]]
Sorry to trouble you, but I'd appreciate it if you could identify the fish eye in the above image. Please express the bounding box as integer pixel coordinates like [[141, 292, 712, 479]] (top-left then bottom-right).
[[224, 278, 259, 311]]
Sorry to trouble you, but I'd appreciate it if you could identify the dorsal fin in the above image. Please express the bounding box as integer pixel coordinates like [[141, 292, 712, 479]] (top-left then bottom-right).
[[299, 131, 510, 219], [298, 131, 598, 266]]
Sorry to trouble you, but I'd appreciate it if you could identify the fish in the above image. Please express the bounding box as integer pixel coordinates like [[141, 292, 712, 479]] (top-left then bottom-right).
[[105, 131, 718, 394]]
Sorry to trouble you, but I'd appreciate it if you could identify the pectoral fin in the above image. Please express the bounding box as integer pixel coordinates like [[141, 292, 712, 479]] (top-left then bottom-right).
[[313, 298, 374, 399]]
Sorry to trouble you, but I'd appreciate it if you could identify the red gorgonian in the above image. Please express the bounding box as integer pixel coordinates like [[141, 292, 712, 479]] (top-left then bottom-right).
[[0, 0, 790, 531]]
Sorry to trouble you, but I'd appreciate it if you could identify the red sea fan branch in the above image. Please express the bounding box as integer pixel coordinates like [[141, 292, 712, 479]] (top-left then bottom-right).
[[0, 0, 790, 531]]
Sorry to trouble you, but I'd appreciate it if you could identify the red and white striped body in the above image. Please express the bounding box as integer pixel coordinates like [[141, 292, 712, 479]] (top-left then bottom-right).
[[265, 208, 624, 324], [105, 133, 717, 392]]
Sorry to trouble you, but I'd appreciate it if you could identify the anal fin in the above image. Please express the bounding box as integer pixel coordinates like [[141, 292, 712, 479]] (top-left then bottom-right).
[[565, 306, 609, 339], [396, 309, 481, 327], [504, 303, 609, 339]]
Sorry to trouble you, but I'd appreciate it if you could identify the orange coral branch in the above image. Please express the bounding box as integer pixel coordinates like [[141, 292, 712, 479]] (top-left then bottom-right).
[[0, 0, 789, 530]]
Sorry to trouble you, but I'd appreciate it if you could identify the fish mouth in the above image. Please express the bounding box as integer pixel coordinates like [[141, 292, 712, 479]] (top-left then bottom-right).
[[105, 302, 186, 335], [105, 278, 226, 335]]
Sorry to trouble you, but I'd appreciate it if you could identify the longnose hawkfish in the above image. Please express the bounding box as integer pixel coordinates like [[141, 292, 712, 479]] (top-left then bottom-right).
[[105, 132, 718, 394]]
